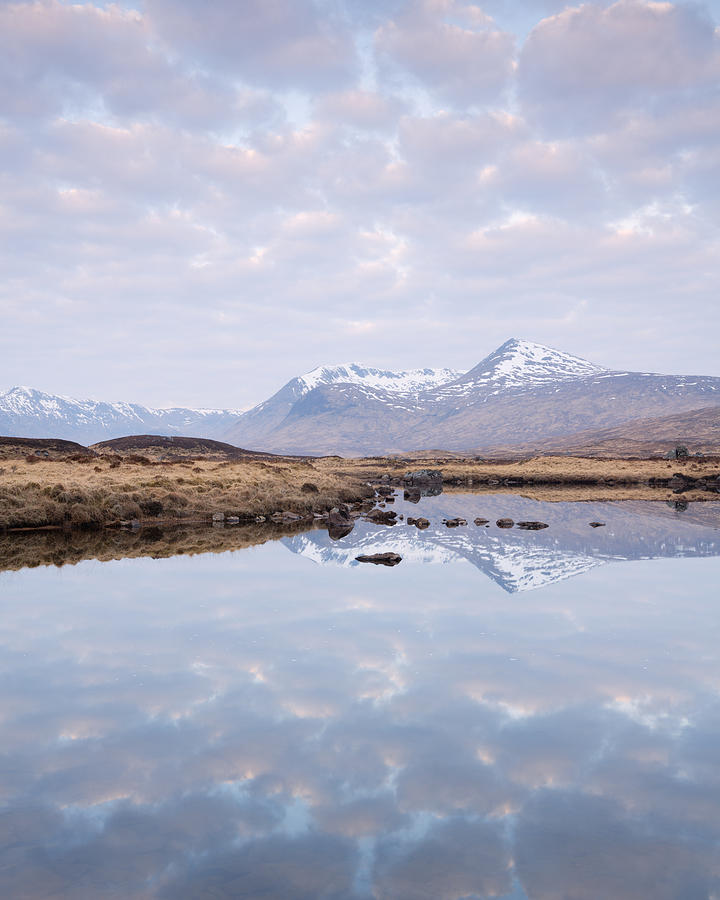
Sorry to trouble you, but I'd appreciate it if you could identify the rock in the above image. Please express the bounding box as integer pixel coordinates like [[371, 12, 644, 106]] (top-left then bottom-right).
[[255, 515, 266, 523], [381, 474, 390, 483], [355, 552, 402, 566], [444, 518, 467, 527], [376, 485, 394, 496], [474, 517, 489, 525], [212, 512, 225, 522], [407, 517, 417, 525], [226, 516, 240, 524], [301, 482, 319, 493], [589, 521, 605, 527], [328, 506, 352, 526], [403, 469, 442, 485], [496, 518, 514, 528], [415, 517, 430, 529], [516, 521, 549, 530], [404, 488, 421, 503], [282, 511, 302, 521]]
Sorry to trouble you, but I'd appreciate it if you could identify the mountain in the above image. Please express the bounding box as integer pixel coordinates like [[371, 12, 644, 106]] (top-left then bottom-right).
[[223, 339, 720, 455], [0, 386, 242, 445], [232, 363, 461, 447], [4, 339, 720, 453], [284, 495, 720, 593]]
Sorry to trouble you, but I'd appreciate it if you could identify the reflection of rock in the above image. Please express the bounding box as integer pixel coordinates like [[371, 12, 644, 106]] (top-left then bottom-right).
[[328, 524, 354, 541], [285, 496, 720, 593], [355, 552, 402, 566], [367, 509, 398, 525]]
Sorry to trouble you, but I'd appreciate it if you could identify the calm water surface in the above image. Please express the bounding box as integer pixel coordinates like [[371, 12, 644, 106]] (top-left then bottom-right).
[[1, 495, 720, 898]]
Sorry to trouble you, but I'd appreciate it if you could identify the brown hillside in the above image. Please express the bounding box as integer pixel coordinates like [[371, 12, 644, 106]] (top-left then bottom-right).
[[475, 406, 720, 459], [0, 436, 94, 459], [91, 434, 276, 460]]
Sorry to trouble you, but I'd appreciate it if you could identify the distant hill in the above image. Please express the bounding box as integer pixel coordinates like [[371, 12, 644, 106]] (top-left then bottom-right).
[[0, 436, 94, 460], [91, 435, 276, 460]]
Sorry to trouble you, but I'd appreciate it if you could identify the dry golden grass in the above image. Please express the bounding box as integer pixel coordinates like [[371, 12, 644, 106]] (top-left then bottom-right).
[[0, 455, 373, 530], [322, 453, 720, 485]]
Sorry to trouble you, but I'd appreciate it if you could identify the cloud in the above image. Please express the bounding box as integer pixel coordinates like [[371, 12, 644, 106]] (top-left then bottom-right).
[[519, 0, 720, 133], [145, 0, 359, 91], [375, 0, 516, 106]]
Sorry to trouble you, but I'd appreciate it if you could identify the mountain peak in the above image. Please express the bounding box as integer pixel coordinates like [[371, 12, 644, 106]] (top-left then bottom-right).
[[460, 338, 606, 390]]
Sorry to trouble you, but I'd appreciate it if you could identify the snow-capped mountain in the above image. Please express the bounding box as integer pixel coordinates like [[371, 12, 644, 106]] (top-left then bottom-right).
[[284, 494, 720, 593], [0, 386, 242, 445], [437, 338, 606, 397], [223, 338, 720, 455], [4, 338, 720, 451]]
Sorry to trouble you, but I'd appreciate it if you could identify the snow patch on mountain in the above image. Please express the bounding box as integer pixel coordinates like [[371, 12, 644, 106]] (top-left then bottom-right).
[[296, 363, 463, 396]]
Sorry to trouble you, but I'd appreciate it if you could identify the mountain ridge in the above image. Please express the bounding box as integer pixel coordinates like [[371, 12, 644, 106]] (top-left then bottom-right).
[[3, 339, 720, 453]]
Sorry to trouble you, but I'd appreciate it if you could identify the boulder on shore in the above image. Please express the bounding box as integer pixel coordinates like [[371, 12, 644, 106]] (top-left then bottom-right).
[[403, 469, 442, 485]]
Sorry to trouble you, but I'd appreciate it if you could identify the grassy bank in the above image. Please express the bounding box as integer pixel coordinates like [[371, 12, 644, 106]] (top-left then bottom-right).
[[1, 452, 719, 532]]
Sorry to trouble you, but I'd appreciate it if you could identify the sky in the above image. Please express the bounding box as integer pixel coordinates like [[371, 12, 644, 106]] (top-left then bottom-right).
[[1, 0, 720, 409]]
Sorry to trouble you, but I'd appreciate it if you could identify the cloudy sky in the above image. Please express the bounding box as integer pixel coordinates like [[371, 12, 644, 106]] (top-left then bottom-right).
[[2, 0, 720, 408]]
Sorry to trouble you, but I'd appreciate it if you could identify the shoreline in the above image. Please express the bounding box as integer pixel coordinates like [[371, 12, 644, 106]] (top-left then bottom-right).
[[1, 453, 719, 534]]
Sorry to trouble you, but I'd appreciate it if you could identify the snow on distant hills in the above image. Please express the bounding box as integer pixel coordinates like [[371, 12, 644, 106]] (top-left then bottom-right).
[[3, 338, 720, 452], [0, 386, 242, 445]]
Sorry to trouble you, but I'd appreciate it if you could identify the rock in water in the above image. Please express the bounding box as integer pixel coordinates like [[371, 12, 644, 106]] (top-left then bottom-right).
[[589, 521, 606, 527], [328, 505, 352, 526], [355, 553, 403, 566], [474, 517, 489, 525], [415, 517, 430, 529], [516, 521, 549, 530], [496, 518, 514, 528]]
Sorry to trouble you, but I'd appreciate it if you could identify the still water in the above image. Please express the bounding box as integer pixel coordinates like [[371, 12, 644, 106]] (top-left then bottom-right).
[[1, 495, 719, 898]]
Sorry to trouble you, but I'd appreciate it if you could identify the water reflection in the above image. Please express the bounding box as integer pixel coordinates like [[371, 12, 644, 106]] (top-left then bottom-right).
[[288, 495, 720, 592], [0, 500, 719, 898]]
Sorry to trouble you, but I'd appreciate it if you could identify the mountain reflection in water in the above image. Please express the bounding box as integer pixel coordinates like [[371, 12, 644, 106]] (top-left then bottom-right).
[[0, 497, 719, 899], [287, 494, 720, 592]]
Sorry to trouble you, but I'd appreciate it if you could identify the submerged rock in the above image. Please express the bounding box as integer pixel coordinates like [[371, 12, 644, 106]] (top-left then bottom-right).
[[355, 552, 402, 566]]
